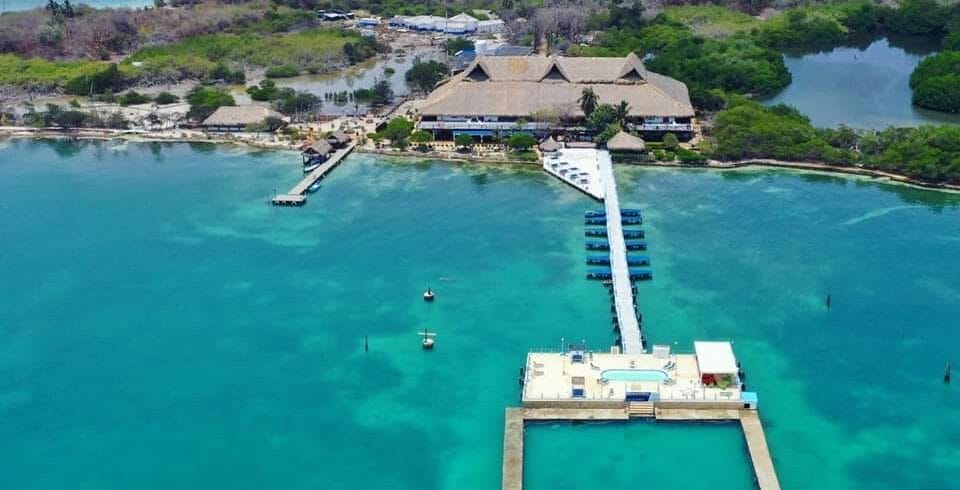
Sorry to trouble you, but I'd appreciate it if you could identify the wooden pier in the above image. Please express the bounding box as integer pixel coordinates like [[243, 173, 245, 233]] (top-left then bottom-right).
[[272, 142, 355, 206], [597, 150, 643, 353], [502, 408, 524, 490], [502, 407, 780, 490], [740, 410, 782, 490]]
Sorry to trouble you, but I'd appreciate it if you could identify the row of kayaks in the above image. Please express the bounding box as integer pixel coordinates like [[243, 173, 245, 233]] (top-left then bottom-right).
[[586, 268, 653, 281], [585, 216, 643, 225], [585, 228, 645, 239], [586, 255, 650, 266], [585, 240, 647, 251], [584, 208, 643, 219]]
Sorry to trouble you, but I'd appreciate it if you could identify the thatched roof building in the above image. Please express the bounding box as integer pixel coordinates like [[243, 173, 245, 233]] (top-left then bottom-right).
[[326, 131, 351, 147], [539, 136, 562, 152], [420, 53, 694, 120], [302, 140, 333, 156], [201, 106, 285, 131], [606, 131, 646, 152]]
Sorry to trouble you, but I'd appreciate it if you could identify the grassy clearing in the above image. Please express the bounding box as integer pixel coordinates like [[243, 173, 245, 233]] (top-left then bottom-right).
[[126, 28, 361, 69], [661, 6, 761, 38], [0, 55, 111, 90]]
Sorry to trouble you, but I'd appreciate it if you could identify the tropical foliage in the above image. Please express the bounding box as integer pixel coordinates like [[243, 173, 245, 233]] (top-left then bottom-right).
[[708, 98, 960, 184], [910, 51, 960, 113]]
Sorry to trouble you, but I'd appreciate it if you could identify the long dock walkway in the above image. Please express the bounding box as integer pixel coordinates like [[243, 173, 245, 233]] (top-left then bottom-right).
[[502, 408, 524, 490], [272, 141, 356, 206], [740, 410, 782, 490], [597, 151, 642, 353]]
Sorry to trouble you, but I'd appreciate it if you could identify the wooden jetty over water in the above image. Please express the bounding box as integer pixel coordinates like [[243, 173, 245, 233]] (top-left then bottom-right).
[[597, 151, 643, 353], [272, 141, 356, 206], [501, 407, 781, 490]]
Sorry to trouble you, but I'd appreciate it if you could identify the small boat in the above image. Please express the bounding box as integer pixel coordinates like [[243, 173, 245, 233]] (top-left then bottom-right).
[[423, 287, 435, 302], [303, 162, 321, 173], [307, 181, 321, 193], [419, 328, 436, 349]]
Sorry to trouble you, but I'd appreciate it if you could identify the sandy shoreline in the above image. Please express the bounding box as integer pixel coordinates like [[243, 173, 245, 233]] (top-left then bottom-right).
[[3, 127, 959, 194]]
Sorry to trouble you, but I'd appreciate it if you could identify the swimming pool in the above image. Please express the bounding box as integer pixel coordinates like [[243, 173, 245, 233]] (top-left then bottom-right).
[[600, 369, 669, 382]]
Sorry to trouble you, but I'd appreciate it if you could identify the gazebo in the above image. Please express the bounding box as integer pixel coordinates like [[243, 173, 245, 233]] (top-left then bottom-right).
[[606, 131, 646, 153], [694, 341, 739, 389]]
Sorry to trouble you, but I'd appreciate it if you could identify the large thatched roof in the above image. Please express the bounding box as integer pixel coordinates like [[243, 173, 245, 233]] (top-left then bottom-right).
[[421, 53, 693, 119], [606, 131, 646, 152], [201, 105, 284, 127]]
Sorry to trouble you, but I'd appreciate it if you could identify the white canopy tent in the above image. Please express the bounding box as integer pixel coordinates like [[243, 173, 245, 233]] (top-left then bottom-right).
[[694, 341, 738, 375]]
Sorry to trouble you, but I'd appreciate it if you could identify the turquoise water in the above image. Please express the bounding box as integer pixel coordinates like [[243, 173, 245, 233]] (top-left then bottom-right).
[[527, 422, 754, 489], [600, 369, 669, 382], [764, 35, 960, 128], [1, 140, 959, 489]]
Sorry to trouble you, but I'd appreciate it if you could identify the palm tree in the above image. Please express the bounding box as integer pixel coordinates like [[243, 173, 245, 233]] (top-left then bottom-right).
[[614, 100, 630, 127], [578, 88, 599, 118]]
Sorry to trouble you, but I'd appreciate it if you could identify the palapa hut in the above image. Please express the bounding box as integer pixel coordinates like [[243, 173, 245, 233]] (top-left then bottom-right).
[[200, 105, 285, 132], [301, 140, 333, 165], [539, 136, 561, 153], [606, 131, 646, 152], [326, 131, 352, 148]]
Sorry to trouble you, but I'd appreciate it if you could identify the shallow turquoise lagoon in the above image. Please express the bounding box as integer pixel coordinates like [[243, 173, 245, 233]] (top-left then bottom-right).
[[0, 140, 958, 489]]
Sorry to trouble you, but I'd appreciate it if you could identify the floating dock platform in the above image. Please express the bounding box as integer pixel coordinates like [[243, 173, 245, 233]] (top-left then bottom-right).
[[272, 142, 355, 206]]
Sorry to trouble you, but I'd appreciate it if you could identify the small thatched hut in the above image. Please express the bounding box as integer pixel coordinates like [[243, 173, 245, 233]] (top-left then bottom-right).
[[326, 131, 352, 148], [606, 131, 646, 152], [539, 136, 562, 153]]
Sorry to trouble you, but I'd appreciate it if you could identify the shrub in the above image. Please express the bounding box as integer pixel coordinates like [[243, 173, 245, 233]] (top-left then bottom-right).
[[206, 63, 246, 84], [663, 133, 680, 150], [119, 90, 152, 106], [64, 63, 126, 96], [153, 92, 180, 105], [265, 64, 300, 78]]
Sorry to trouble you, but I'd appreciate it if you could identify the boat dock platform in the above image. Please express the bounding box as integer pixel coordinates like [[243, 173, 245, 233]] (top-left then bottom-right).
[[501, 407, 780, 490], [596, 150, 643, 354], [272, 142, 356, 206]]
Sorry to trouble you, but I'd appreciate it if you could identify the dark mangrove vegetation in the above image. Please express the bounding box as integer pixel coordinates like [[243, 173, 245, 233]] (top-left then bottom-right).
[[708, 97, 960, 184]]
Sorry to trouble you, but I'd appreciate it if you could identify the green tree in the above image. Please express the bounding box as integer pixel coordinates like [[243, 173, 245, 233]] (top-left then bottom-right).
[[614, 100, 630, 126], [381, 116, 414, 142], [405, 60, 449, 94], [410, 130, 433, 143], [507, 132, 536, 150], [454, 133, 474, 150], [578, 88, 599, 118], [596, 123, 621, 144], [186, 86, 235, 121], [371, 78, 394, 105], [586, 104, 617, 133]]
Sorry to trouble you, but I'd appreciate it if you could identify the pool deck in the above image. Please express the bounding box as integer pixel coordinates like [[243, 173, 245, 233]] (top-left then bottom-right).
[[522, 351, 741, 404]]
